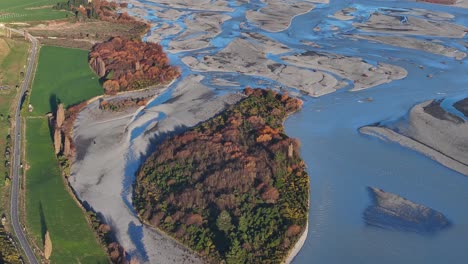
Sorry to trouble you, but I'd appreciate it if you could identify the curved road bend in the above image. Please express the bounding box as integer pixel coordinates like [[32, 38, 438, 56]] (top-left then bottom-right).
[[7, 27, 40, 264]]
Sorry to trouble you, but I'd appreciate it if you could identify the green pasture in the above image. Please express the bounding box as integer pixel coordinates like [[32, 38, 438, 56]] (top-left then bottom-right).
[[29, 45, 103, 115], [0, 0, 69, 22], [0, 37, 29, 87], [25, 117, 108, 263]]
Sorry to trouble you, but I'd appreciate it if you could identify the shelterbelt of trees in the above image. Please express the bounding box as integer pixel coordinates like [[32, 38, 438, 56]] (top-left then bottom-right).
[[134, 88, 309, 263], [89, 36, 180, 94]]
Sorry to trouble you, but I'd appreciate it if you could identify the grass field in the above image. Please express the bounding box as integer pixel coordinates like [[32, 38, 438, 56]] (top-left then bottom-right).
[[0, 37, 29, 87], [29, 46, 103, 116], [0, 0, 69, 23], [25, 118, 108, 264], [0, 37, 29, 214], [25, 44, 107, 263]]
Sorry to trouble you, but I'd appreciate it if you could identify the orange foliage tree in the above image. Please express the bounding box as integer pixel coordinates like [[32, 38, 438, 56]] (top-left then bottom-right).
[[89, 36, 180, 94]]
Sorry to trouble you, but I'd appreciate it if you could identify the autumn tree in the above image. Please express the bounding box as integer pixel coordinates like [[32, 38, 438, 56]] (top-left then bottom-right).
[[89, 37, 180, 94], [44, 231, 53, 260]]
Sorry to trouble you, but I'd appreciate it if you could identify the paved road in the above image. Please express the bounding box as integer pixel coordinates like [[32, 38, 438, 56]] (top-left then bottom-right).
[[6, 27, 40, 264]]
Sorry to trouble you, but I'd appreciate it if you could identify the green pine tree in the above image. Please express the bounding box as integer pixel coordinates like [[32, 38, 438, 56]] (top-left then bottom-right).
[[226, 239, 246, 264], [216, 210, 233, 233]]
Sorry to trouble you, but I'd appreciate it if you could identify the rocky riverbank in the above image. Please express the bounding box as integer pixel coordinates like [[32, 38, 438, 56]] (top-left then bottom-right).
[[70, 75, 244, 263]]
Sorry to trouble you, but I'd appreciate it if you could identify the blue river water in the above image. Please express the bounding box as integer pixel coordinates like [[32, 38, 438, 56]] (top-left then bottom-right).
[[125, 0, 468, 263]]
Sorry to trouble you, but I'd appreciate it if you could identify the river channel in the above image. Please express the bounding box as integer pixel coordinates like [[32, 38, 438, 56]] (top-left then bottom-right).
[[111, 0, 468, 262]]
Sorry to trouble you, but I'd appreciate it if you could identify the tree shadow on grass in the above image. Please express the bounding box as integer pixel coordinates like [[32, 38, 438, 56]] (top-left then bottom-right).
[[49, 94, 58, 115], [39, 202, 48, 246], [47, 94, 63, 143]]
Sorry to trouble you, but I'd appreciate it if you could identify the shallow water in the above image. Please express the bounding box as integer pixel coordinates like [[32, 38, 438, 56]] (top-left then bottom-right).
[[122, 0, 468, 263]]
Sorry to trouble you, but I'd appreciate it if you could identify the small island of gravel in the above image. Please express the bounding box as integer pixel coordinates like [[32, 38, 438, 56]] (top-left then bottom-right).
[[364, 187, 451, 234], [360, 98, 468, 176], [134, 88, 310, 263]]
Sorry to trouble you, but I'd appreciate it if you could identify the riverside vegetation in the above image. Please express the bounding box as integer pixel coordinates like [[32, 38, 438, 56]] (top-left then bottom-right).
[[89, 36, 180, 94], [134, 88, 309, 263]]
